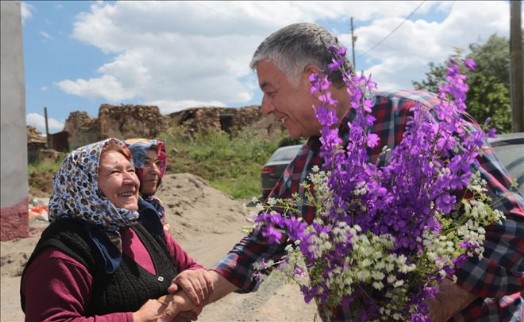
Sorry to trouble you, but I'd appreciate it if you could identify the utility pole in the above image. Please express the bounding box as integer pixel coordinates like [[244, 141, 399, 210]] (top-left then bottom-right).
[[44, 106, 50, 148], [510, 0, 523, 132], [351, 17, 357, 71]]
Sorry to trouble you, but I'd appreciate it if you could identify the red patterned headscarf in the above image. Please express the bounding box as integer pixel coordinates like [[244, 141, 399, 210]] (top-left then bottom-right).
[[124, 138, 167, 185]]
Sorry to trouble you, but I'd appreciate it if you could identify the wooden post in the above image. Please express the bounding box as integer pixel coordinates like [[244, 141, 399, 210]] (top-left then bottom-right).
[[351, 17, 357, 71], [510, 0, 523, 132], [44, 106, 50, 148]]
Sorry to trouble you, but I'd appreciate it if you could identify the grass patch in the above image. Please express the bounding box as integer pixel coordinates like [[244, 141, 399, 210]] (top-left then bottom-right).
[[159, 127, 294, 199], [28, 127, 300, 200]]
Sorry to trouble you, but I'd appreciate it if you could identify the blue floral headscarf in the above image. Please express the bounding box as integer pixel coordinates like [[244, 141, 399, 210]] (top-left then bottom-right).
[[48, 138, 139, 272]]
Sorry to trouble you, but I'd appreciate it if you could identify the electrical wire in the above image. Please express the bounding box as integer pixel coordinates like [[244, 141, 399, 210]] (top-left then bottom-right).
[[359, 0, 426, 57]]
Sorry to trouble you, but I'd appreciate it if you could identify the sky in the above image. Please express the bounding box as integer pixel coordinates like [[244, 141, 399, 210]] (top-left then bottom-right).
[[20, 1, 519, 135]]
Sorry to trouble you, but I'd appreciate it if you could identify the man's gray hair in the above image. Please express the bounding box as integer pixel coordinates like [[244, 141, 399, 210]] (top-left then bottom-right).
[[250, 22, 353, 86]]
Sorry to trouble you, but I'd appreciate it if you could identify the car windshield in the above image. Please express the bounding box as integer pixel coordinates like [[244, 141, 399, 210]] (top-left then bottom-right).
[[489, 133, 524, 195], [268, 146, 301, 162]]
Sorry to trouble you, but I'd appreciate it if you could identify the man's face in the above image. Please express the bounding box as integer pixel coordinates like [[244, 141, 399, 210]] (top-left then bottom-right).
[[140, 149, 161, 196], [257, 60, 322, 138]]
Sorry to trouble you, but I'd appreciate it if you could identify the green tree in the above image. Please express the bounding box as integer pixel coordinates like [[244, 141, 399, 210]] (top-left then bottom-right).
[[412, 61, 446, 94], [466, 73, 511, 132], [413, 34, 512, 133], [468, 34, 510, 87]]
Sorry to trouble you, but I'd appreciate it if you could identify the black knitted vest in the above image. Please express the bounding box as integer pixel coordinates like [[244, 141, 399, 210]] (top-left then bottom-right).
[[21, 218, 179, 315]]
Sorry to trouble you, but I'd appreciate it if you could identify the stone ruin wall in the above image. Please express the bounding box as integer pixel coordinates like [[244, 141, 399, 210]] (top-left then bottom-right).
[[63, 111, 99, 150], [166, 105, 263, 134], [59, 104, 279, 150], [98, 104, 166, 140]]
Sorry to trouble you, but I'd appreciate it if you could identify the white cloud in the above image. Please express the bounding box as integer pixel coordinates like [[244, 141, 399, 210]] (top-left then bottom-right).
[[55, 1, 512, 113], [26, 113, 64, 134], [345, 1, 511, 89], [39, 31, 52, 40], [56, 75, 136, 101], [21, 2, 33, 25]]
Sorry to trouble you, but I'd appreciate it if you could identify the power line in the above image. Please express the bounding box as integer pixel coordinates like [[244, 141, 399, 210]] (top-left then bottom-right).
[[359, 1, 426, 57]]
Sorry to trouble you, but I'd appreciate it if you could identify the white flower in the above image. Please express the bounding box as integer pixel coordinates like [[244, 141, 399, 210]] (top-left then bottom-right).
[[372, 271, 385, 281], [372, 280, 384, 290]]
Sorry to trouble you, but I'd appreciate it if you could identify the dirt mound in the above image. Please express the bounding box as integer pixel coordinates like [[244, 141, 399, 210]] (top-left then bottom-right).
[[156, 173, 250, 241], [28, 171, 54, 198]]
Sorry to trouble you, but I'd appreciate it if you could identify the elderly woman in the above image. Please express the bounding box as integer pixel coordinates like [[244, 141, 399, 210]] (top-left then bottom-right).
[[21, 138, 208, 322], [125, 138, 169, 230]]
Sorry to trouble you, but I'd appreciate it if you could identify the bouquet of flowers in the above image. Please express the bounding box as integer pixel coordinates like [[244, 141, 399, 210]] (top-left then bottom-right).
[[252, 47, 504, 321]]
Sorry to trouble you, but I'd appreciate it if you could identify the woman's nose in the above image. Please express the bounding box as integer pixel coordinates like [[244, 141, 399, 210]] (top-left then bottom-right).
[[123, 170, 137, 183], [149, 163, 160, 175]]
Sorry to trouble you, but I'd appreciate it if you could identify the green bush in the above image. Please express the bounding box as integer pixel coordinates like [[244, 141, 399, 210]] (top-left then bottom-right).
[[28, 159, 62, 175], [277, 136, 303, 148]]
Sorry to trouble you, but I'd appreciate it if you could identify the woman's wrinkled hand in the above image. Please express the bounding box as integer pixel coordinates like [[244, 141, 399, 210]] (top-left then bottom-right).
[[132, 298, 165, 322], [158, 292, 194, 322], [171, 306, 203, 322]]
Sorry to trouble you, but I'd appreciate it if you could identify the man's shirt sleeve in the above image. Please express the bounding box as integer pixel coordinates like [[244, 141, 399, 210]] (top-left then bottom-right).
[[212, 143, 317, 292], [212, 232, 288, 292]]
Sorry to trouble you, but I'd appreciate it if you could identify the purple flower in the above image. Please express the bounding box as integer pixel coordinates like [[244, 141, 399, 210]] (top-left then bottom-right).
[[435, 193, 457, 214], [464, 58, 476, 70], [254, 48, 490, 321], [261, 225, 282, 243], [366, 133, 379, 148]]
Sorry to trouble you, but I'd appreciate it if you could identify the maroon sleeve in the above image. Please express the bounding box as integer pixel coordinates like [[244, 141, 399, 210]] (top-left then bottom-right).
[[22, 247, 133, 322]]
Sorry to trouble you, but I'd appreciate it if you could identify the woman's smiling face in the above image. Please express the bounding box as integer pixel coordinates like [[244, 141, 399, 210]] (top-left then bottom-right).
[[98, 149, 140, 211], [139, 149, 162, 197]]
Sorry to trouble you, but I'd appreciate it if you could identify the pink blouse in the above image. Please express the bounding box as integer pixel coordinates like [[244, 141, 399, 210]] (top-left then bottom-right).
[[22, 227, 203, 322]]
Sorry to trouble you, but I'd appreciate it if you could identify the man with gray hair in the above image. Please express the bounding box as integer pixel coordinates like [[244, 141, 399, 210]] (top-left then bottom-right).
[[163, 22, 524, 322]]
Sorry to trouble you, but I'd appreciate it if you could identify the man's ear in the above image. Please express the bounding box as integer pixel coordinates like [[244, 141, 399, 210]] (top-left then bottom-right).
[[303, 64, 322, 76], [303, 64, 323, 98]]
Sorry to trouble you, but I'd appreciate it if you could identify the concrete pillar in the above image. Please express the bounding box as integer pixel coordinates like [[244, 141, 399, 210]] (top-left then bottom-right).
[[1, 1, 29, 240]]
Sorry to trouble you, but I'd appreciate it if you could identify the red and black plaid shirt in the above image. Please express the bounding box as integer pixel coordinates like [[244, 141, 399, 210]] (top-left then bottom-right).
[[214, 90, 524, 321]]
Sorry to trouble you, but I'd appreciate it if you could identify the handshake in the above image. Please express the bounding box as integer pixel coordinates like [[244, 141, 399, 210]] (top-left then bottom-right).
[[133, 268, 231, 322]]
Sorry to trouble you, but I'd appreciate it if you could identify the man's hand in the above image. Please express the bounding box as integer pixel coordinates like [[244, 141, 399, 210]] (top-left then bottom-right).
[[167, 269, 213, 306], [427, 278, 477, 322]]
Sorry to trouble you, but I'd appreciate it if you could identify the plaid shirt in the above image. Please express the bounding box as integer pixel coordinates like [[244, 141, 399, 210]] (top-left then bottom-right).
[[213, 90, 524, 321]]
